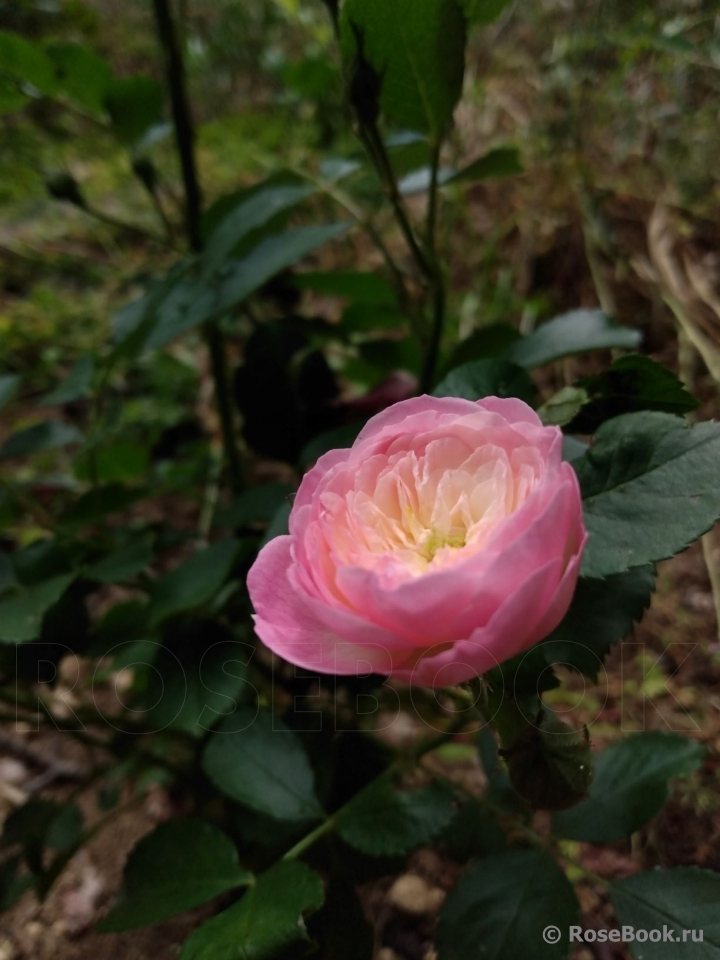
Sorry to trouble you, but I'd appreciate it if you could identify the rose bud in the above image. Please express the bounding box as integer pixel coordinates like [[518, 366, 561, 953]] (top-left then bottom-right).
[[248, 396, 586, 688]]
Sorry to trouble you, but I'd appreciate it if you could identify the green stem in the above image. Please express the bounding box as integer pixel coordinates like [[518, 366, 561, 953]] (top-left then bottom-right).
[[152, 0, 242, 494], [82, 203, 168, 247], [283, 816, 337, 860], [281, 711, 469, 862], [419, 144, 446, 393]]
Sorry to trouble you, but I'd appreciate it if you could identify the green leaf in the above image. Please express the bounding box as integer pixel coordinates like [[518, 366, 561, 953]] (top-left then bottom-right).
[[215, 483, 294, 528], [575, 413, 720, 578], [448, 146, 522, 183], [98, 819, 252, 932], [45, 802, 83, 849], [179, 860, 324, 960], [202, 181, 315, 279], [433, 358, 535, 404], [445, 323, 522, 371], [341, 303, 408, 334], [60, 484, 144, 531], [399, 166, 455, 195], [0, 421, 83, 459], [437, 849, 580, 960], [0, 31, 57, 95], [293, 270, 397, 306], [144, 223, 349, 350], [45, 43, 113, 115], [537, 386, 589, 427], [459, 0, 513, 25], [0, 374, 20, 411], [335, 779, 456, 856], [146, 620, 251, 737], [75, 438, 150, 483], [202, 708, 324, 822], [87, 535, 154, 583], [39, 355, 94, 406], [104, 76, 164, 145], [149, 539, 238, 625], [0, 573, 75, 643], [552, 732, 705, 843], [340, 0, 467, 142], [570, 354, 699, 433], [0, 552, 16, 596], [442, 799, 507, 862], [543, 568, 656, 680], [0, 855, 33, 911], [299, 421, 365, 468], [610, 867, 720, 959], [506, 310, 642, 369], [260, 502, 292, 547]]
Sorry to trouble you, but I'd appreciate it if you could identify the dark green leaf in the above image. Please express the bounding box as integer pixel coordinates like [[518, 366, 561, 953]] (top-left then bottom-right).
[[260, 502, 292, 547], [39, 355, 94, 406], [0, 552, 16, 596], [335, 779, 456, 856], [506, 310, 642, 370], [75, 438, 150, 484], [60, 484, 144, 530], [0, 573, 75, 643], [104, 76, 164, 145], [543, 568, 655, 680], [433, 358, 535, 404], [87, 535, 154, 583], [340, 0, 467, 142], [202, 182, 315, 279], [299, 421, 365, 469], [437, 849, 580, 960], [46, 43, 112, 115], [203, 708, 324, 822], [553, 732, 705, 843], [98, 819, 252, 932], [179, 860, 324, 960], [341, 303, 408, 334], [146, 621, 251, 738], [570, 354, 699, 433], [293, 270, 397, 305], [448, 147, 522, 183], [215, 484, 294, 529], [0, 31, 57, 95], [0, 374, 20, 411], [478, 728, 527, 813], [144, 223, 349, 350], [441, 799, 507, 862], [575, 413, 720, 578], [149, 539, 238, 625], [0, 855, 33, 911], [445, 323, 521, 371], [45, 803, 83, 849], [610, 867, 720, 959], [459, 0, 514, 25], [0, 421, 83, 459]]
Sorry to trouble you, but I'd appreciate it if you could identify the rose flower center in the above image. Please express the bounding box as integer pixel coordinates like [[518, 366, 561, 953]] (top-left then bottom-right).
[[317, 435, 544, 583]]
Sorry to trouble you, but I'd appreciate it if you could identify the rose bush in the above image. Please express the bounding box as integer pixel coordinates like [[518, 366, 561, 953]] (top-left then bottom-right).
[[248, 395, 586, 686]]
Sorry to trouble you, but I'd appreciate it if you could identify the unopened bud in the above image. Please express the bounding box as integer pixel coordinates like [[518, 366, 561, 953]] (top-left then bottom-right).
[[502, 711, 593, 811], [347, 22, 382, 128], [132, 154, 157, 194], [45, 171, 86, 208]]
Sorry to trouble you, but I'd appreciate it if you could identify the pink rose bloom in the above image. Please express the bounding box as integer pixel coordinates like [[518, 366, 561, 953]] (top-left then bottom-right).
[[248, 396, 586, 687]]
